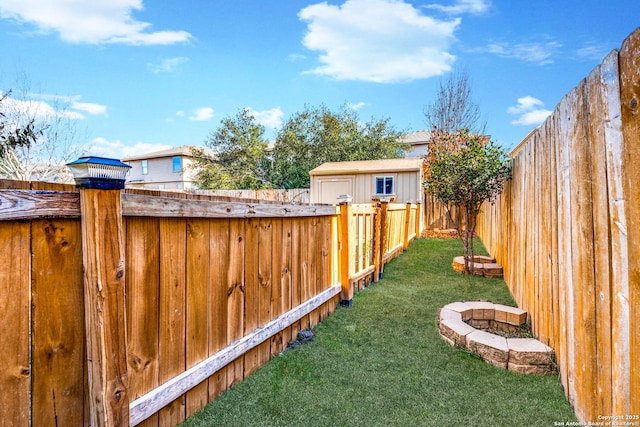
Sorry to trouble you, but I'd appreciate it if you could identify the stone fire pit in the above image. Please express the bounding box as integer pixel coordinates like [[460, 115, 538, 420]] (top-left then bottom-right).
[[438, 301, 557, 374]]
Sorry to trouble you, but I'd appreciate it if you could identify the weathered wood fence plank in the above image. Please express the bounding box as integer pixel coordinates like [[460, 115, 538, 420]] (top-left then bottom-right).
[[0, 221, 31, 426], [619, 28, 640, 417]]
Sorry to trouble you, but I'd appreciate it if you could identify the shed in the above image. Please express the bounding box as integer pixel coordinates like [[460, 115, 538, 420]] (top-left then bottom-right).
[[309, 158, 424, 205]]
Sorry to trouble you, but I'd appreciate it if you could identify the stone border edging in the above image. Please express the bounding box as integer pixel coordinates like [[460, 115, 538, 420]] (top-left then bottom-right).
[[438, 301, 557, 375], [451, 256, 503, 278]]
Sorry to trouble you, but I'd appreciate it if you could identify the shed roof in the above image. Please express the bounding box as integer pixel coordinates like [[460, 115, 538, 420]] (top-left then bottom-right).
[[309, 158, 424, 176]]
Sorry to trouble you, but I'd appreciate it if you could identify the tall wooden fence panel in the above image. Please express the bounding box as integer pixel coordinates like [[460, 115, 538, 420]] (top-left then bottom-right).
[[0, 179, 422, 426], [422, 192, 461, 230], [476, 28, 639, 422]]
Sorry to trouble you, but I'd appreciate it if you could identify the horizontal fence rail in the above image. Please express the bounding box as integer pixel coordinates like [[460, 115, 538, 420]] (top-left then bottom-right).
[[0, 180, 421, 426], [476, 28, 640, 423]]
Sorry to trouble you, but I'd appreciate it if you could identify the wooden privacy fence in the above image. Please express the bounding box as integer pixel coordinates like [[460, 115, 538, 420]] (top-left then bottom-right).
[[422, 192, 461, 230], [0, 179, 420, 426], [339, 201, 421, 302], [476, 28, 639, 422]]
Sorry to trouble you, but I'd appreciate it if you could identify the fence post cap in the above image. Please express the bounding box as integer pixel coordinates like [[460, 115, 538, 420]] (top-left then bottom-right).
[[67, 156, 131, 190]]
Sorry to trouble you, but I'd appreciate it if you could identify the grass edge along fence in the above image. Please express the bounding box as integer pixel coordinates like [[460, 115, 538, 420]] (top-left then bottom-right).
[[476, 27, 640, 423], [0, 179, 420, 427]]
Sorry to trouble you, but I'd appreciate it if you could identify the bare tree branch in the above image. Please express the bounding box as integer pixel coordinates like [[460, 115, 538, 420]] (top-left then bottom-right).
[[424, 69, 486, 134]]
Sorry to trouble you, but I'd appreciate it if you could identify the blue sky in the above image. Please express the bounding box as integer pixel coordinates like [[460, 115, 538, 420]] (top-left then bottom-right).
[[0, 0, 637, 159]]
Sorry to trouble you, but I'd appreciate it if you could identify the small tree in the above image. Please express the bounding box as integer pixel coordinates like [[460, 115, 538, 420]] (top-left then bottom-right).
[[423, 130, 511, 274]]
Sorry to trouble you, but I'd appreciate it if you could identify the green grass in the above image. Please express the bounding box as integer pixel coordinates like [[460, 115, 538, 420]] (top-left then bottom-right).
[[182, 238, 576, 427]]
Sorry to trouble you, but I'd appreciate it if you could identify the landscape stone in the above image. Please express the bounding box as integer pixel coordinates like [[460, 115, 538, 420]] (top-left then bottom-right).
[[438, 301, 557, 375]]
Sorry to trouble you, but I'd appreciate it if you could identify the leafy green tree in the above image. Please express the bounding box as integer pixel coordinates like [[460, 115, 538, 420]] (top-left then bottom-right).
[[192, 108, 271, 190], [271, 104, 405, 188], [423, 130, 511, 274]]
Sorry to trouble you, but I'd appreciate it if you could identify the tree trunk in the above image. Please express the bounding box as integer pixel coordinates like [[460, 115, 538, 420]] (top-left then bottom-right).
[[464, 207, 473, 275]]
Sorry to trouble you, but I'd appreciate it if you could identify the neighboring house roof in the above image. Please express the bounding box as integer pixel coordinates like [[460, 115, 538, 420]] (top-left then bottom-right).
[[399, 130, 432, 145], [122, 145, 200, 161], [309, 158, 424, 176]]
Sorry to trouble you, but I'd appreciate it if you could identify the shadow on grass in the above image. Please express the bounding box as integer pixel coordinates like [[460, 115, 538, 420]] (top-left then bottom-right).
[[182, 238, 576, 427]]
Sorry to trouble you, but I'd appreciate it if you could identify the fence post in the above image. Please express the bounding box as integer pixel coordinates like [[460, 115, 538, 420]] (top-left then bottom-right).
[[378, 201, 389, 279], [403, 202, 412, 250], [339, 201, 353, 306], [68, 157, 131, 427], [415, 202, 422, 237], [372, 203, 382, 282]]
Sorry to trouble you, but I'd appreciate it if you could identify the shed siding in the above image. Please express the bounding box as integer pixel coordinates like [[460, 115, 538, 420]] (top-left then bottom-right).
[[312, 170, 421, 204]]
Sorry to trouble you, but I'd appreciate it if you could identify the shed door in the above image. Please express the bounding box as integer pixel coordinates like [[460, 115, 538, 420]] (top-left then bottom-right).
[[314, 177, 355, 204]]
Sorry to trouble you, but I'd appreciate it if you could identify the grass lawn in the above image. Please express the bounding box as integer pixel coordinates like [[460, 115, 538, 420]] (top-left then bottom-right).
[[182, 238, 577, 426]]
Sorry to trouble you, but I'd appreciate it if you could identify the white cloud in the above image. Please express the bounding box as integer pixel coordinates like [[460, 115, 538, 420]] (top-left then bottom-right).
[[1, 93, 86, 120], [575, 42, 611, 61], [298, 0, 460, 83], [287, 53, 306, 62], [247, 107, 284, 129], [0, 0, 192, 45], [347, 101, 367, 110], [189, 107, 214, 121], [481, 40, 562, 65], [71, 101, 107, 116], [424, 0, 490, 15], [147, 57, 189, 74], [508, 96, 552, 126], [86, 137, 172, 159], [175, 110, 185, 117]]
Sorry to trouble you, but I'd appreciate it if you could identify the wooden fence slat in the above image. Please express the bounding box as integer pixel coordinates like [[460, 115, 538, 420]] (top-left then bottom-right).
[[309, 217, 320, 326], [31, 219, 86, 426], [566, 79, 597, 421], [185, 218, 211, 417], [208, 219, 230, 401], [0, 221, 31, 426], [619, 28, 640, 416], [587, 59, 614, 415], [290, 218, 302, 339], [158, 218, 187, 426], [300, 218, 312, 329], [243, 218, 260, 378], [258, 218, 273, 367], [278, 218, 293, 348], [270, 218, 285, 354], [126, 217, 160, 427], [226, 219, 245, 387], [555, 90, 574, 401]]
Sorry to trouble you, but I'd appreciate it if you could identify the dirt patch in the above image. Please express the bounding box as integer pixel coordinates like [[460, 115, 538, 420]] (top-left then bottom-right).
[[469, 322, 534, 339], [421, 228, 459, 239]]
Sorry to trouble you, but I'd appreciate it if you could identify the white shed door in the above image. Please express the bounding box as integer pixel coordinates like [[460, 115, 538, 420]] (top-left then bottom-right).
[[314, 177, 355, 204]]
